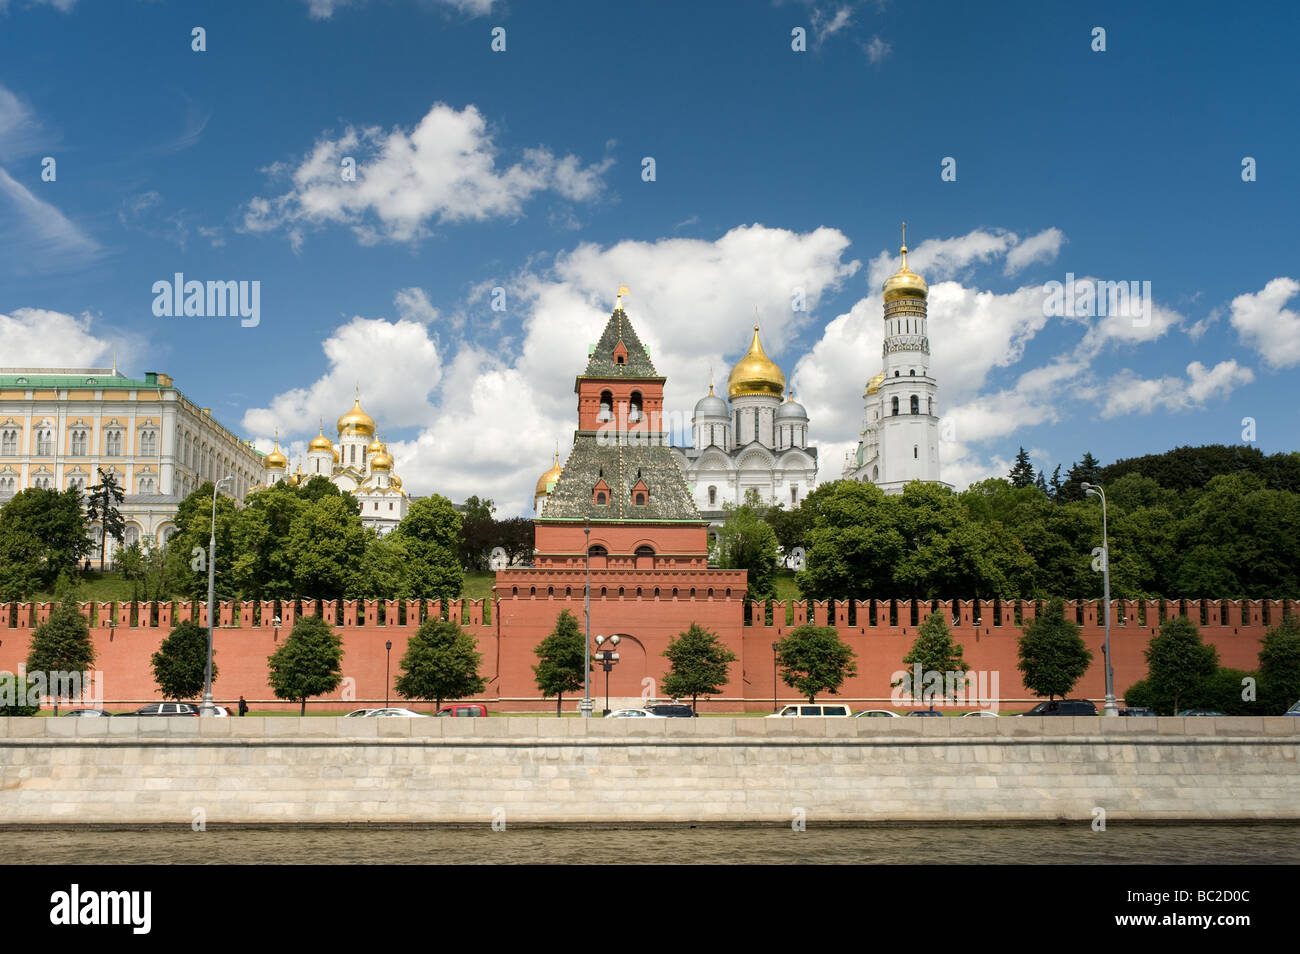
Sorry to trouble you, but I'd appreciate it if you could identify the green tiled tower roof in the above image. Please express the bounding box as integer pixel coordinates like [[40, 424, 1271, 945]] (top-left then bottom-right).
[[581, 307, 661, 379], [540, 434, 703, 523]]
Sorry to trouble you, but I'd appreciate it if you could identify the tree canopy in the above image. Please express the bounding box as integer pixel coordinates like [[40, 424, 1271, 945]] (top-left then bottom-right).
[[711, 493, 779, 599], [0, 487, 91, 599], [775, 624, 857, 703], [25, 602, 96, 715], [266, 615, 344, 715], [150, 620, 216, 700], [897, 612, 970, 709], [394, 618, 486, 711], [532, 609, 588, 715], [1017, 597, 1093, 700], [661, 623, 738, 711]]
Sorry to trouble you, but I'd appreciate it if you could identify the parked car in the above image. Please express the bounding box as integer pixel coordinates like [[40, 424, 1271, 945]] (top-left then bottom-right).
[[605, 708, 664, 718], [645, 703, 697, 718], [344, 708, 378, 717], [1285, 700, 1300, 717], [435, 704, 488, 717], [365, 707, 430, 718], [1017, 699, 1098, 716], [854, 709, 902, 718], [61, 709, 113, 717], [211, 705, 231, 717], [768, 703, 853, 718], [1118, 706, 1157, 717], [124, 702, 201, 717], [907, 709, 944, 717], [961, 710, 1000, 717], [1177, 708, 1225, 717]]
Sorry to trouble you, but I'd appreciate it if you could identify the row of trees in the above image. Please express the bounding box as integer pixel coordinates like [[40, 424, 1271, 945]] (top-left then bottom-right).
[[712, 444, 1300, 603]]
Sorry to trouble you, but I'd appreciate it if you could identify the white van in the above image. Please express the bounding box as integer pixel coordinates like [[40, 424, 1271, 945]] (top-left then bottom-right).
[[767, 703, 853, 718]]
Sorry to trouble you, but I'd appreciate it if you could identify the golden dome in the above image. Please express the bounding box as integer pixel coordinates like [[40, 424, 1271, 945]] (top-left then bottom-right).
[[390, 474, 402, 490], [308, 427, 333, 453], [535, 453, 563, 497], [265, 440, 288, 470], [366, 437, 385, 455], [337, 398, 375, 436], [370, 451, 393, 472], [866, 372, 885, 395], [882, 232, 928, 303], [727, 325, 786, 399]]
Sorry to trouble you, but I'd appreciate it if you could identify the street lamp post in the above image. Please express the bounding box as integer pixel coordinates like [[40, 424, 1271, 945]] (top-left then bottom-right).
[[771, 641, 780, 712], [1082, 482, 1119, 717], [594, 634, 621, 716], [201, 476, 234, 717], [385, 640, 392, 708], [581, 520, 593, 718]]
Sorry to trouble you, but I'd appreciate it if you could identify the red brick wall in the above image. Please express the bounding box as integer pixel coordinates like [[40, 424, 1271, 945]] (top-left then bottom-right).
[[0, 596, 1290, 712]]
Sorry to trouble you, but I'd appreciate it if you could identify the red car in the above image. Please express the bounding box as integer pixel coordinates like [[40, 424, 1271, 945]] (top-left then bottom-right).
[[435, 704, 488, 717]]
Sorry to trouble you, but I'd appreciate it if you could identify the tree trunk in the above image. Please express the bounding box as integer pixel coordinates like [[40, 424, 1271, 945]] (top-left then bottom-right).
[[556, 693, 562, 717], [300, 698, 306, 716]]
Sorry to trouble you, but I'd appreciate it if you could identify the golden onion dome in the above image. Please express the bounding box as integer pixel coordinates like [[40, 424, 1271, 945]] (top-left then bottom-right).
[[866, 372, 886, 395], [265, 440, 288, 470], [308, 427, 333, 453], [535, 453, 563, 497], [366, 437, 386, 455], [390, 474, 402, 491], [337, 398, 376, 436], [727, 325, 786, 399], [882, 235, 928, 303], [370, 451, 393, 472]]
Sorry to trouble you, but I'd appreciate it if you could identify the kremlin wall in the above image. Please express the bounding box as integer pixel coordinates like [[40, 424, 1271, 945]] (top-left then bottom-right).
[[0, 594, 1290, 711]]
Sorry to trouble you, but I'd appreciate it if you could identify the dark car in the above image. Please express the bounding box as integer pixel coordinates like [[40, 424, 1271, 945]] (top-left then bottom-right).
[[1177, 708, 1225, 717], [61, 709, 114, 717], [907, 709, 944, 717], [1017, 699, 1098, 716], [1118, 706, 1157, 717], [123, 702, 201, 717], [645, 704, 696, 718]]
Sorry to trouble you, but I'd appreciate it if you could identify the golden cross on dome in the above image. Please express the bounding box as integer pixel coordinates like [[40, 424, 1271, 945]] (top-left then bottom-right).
[[900, 221, 909, 269]]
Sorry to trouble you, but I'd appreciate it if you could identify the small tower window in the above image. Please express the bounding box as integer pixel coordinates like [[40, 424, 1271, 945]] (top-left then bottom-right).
[[914, 445, 919, 459], [928, 397, 933, 415], [629, 390, 643, 423], [708, 485, 717, 506], [910, 369, 916, 376], [910, 395, 919, 414], [596, 492, 607, 505], [598, 390, 613, 422], [891, 397, 899, 416]]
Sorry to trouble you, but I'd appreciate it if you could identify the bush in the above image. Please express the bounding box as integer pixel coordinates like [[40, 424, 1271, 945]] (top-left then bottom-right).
[[0, 671, 41, 716]]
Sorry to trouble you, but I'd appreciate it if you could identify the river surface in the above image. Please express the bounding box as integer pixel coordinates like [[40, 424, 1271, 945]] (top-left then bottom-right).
[[19, 823, 1300, 864]]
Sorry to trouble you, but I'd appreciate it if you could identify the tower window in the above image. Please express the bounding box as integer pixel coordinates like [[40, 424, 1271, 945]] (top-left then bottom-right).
[[928, 397, 933, 415], [910, 395, 919, 414], [708, 485, 717, 506], [791, 486, 798, 503], [596, 492, 607, 505], [914, 445, 919, 459], [598, 390, 613, 422], [629, 390, 643, 423], [910, 369, 916, 376], [894, 370, 899, 377], [635, 493, 645, 506], [891, 397, 899, 416]]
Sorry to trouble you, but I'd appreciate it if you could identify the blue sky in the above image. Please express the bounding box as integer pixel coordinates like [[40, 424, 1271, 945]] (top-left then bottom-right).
[[2, 0, 1297, 513]]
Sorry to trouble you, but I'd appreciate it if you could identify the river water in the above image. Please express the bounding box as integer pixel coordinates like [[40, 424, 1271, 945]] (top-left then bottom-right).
[[22, 823, 1300, 864]]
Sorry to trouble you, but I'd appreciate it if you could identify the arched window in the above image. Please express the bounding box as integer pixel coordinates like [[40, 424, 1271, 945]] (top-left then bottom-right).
[[910, 395, 919, 414], [598, 390, 613, 422], [71, 429, 87, 455], [596, 491, 607, 505], [629, 391, 643, 423], [0, 430, 15, 455], [37, 429, 54, 455], [891, 397, 899, 416], [105, 429, 122, 456], [707, 485, 717, 506], [634, 492, 646, 506], [140, 429, 157, 456], [914, 445, 919, 459], [928, 397, 933, 415], [910, 369, 916, 376]]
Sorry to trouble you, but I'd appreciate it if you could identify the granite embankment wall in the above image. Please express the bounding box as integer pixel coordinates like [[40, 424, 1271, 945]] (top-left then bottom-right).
[[1, 717, 1297, 824], [0, 596, 1292, 711]]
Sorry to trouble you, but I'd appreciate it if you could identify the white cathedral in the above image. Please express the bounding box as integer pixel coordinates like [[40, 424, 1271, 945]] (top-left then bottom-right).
[[670, 325, 818, 518], [258, 397, 409, 535], [843, 230, 949, 491]]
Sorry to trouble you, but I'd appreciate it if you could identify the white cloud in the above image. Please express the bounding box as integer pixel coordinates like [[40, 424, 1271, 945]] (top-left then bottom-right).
[[1003, 227, 1064, 275], [0, 308, 111, 366], [243, 102, 612, 245], [241, 316, 443, 439], [0, 167, 100, 271], [1101, 360, 1255, 419], [0, 0, 75, 14], [1229, 277, 1300, 369], [393, 286, 439, 324], [811, 5, 852, 43], [0, 84, 43, 160], [304, 0, 493, 18], [862, 35, 891, 64]]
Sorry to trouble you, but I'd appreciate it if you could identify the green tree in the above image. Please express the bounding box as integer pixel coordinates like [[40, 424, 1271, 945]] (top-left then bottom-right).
[[165, 484, 238, 600], [1057, 452, 1102, 503], [349, 532, 415, 600], [1143, 616, 1218, 714], [797, 480, 905, 600], [661, 623, 738, 712], [0, 487, 91, 598], [284, 493, 369, 599], [1008, 447, 1036, 488], [531, 609, 588, 716], [1258, 615, 1300, 714], [1048, 464, 1063, 500], [1017, 597, 1093, 700], [459, 495, 497, 571], [394, 618, 486, 711], [266, 615, 344, 715], [712, 495, 779, 599], [150, 620, 216, 700], [897, 611, 970, 710], [25, 602, 95, 715], [86, 467, 126, 572], [775, 624, 857, 702], [0, 671, 40, 716], [228, 484, 309, 599], [118, 540, 146, 601], [393, 495, 464, 600]]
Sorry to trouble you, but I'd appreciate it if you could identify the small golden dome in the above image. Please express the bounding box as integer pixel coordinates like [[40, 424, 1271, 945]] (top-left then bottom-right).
[[866, 372, 885, 395], [390, 474, 402, 490], [882, 235, 928, 303], [535, 453, 563, 497], [366, 438, 385, 455], [370, 452, 393, 472], [265, 440, 288, 469], [727, 325, 786, 399], [337, 398, 375, 436], [308, 427, 333, 453]]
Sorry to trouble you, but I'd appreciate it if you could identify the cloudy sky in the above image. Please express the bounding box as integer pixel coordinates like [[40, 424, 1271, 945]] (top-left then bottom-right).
[[1, 0, 1297, 514]]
